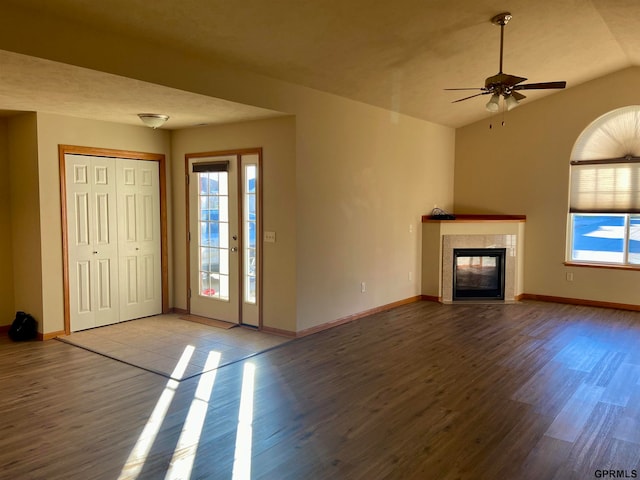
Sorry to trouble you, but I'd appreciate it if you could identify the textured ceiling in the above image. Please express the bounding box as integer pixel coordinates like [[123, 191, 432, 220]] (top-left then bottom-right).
[[0, 0, 638, 128], [0, 50, 284, 129]]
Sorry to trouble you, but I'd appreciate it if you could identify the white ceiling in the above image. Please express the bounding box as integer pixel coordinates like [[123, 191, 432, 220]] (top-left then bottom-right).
[[0, 0, 639, 129]]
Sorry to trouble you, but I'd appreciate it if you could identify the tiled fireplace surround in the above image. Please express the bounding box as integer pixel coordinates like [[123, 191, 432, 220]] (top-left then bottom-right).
[[421, 215, 526, 303]]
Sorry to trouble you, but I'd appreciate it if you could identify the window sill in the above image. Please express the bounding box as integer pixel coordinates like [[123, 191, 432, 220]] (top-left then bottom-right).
[[564, 261, 640, 271]]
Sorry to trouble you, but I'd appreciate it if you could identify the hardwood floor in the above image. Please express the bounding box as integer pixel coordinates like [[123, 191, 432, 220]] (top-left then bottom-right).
[[2, 300, 640, 479]]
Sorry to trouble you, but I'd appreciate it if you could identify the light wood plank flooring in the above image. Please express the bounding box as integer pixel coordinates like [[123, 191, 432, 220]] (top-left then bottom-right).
[[56, 313, 290, 380], [2, 300, 640, 479]]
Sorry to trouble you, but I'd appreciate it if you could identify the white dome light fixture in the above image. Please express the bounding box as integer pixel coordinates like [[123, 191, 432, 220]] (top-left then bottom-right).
[[138, 113, 169, 129], [505, 95, 520, 111], [485, 94, 500, 112]]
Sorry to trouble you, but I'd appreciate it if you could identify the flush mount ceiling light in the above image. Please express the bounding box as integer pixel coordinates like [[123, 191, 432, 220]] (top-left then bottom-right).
[[137, 113, 169, 129]]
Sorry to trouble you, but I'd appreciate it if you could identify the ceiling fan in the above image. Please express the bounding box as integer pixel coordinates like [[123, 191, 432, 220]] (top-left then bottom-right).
[[446, 12, 566, 112]]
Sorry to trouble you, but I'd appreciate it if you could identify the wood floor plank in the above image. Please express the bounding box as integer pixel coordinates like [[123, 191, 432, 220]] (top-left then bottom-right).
[[2, 300, 640, 478]]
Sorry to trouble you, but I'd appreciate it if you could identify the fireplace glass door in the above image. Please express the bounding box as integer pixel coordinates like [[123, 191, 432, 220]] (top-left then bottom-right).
[[453, 248, 506, 300]]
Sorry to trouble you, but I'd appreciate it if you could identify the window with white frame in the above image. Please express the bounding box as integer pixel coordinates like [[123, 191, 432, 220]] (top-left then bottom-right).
[[568, 106, 640, 266]]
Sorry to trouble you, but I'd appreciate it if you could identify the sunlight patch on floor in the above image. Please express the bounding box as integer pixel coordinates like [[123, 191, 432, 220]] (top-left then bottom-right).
[[118, 346, 195, 480], [164, 351, 222, 479], [232, 362, 256, 480]]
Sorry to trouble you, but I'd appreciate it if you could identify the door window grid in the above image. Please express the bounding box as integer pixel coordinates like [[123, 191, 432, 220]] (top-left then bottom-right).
[[198, 172, 230, 300]]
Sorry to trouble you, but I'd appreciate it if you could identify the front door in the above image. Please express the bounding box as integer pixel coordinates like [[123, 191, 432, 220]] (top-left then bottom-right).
[[187, 151, 260, 327]]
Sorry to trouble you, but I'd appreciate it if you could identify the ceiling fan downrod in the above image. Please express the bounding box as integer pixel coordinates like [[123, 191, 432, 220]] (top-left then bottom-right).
[[491, 12, 512, 74]]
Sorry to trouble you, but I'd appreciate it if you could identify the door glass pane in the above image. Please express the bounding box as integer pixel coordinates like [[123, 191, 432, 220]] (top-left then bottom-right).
[[571, 214, 625, 263], [244, 165, 257, 304], [198, 171, 229, 300], [629, 216, 640, 264]]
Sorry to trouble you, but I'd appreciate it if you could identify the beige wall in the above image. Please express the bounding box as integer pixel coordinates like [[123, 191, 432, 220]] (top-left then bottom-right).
[[293, 91, 455, 330], [35, 113, 171, 333], [455, 67, 640, 307], [171, 116, 297, 332], [0, 10, 457, 333], [8, 114, 43, 328], [0, 119, 14, 326]]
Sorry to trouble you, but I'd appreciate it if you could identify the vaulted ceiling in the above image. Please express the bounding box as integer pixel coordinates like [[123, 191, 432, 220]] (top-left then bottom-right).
[[0, 0, 638, 128]]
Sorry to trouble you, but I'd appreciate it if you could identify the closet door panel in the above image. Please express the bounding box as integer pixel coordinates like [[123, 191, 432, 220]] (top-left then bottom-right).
[[117, 159, 161, 321], [65, 154, 119, 331]]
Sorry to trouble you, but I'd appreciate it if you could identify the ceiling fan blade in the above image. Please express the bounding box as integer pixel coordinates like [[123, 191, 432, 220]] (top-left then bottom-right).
[[452, 92, 491, 103], [444, 88, 484, 91], [512, 91, 526, 101], [513, 81, 567, 90]]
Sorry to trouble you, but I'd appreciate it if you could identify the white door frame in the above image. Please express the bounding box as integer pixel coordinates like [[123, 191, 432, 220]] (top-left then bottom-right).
[[185, 148, 263, 328], [59, 145, 169, 335]]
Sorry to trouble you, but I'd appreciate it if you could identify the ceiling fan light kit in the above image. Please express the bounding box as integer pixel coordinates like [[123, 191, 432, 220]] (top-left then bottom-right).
[[446, 12, 567, 114], [486, 94, 500, 112]]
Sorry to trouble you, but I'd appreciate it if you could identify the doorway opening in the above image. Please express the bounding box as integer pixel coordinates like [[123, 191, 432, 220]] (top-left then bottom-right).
[[185, 149, 262, 328]]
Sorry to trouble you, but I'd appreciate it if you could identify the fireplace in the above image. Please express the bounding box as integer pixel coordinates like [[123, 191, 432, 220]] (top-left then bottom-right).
[[453, 248, 506, 301], [421, 215, 524, 304]]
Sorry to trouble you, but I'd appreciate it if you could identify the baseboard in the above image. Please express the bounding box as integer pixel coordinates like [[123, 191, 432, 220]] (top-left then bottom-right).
[[522, 293, 640, 312], [421, 294, 441, 303], [171, 307, 189, 315], [261, 326, 297, 338], [0, 324, 9, 335], [40, 330, 66, 341], [296, 295, 422, 338]]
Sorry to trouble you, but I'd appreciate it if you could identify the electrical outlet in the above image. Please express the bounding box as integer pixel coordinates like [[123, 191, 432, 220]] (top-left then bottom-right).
[[566, 272, 574, 282], [408, 271, 413, 281], [361, 282, 366, 293]]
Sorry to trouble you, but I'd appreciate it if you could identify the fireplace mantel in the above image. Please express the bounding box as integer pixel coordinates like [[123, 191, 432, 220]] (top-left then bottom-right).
[[421, 215, 526, 303], [422, 214, 526, 223]]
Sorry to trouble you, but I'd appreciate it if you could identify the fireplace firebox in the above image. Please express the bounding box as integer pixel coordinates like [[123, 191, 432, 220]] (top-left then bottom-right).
[[453, 248, 506, 301]]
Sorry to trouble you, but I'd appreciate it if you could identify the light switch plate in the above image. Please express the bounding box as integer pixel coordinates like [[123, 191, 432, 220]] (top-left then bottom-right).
[[264, 231, 276, 243]]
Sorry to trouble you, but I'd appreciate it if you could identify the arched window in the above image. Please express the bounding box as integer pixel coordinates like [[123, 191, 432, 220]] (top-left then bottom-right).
[[568, 106, 640, 266]]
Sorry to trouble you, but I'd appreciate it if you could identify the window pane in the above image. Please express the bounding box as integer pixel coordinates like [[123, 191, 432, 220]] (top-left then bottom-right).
[[246, 276, 256, 304], [207, 172, 219, 195], [629, 216, 640, 264], [218, 172, 228, 195], [199, 175, 208, 195], [219, 274, 229, 299], [201, 272, 211, 296], [244, 164, 257, 304], [246, 165, 256, 193], [218, 196, 228, 222], [571, 214, 625, 263]]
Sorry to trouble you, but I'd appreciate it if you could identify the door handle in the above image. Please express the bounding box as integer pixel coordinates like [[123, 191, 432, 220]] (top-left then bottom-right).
[[230, 247, 238, 252], [92, 251, 99, 254]]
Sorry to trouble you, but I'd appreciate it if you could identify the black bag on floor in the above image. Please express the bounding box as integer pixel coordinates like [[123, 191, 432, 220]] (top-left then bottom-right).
[[8, 311, 37, 341]]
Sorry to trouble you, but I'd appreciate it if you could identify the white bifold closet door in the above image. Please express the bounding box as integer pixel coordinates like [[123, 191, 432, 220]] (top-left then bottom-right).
[[65, 154, 161, 332], [116, 159, 162, 322]]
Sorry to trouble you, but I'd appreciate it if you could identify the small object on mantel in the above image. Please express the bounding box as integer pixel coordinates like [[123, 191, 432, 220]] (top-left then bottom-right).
[[430, 207, 456, 220]]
